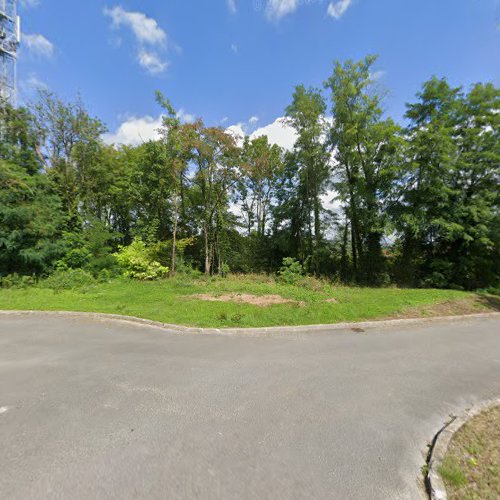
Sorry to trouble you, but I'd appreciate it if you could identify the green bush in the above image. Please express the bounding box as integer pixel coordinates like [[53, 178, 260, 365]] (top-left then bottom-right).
[[0, 273, 36, 289], [174, 259, 203, 278], [86, 254, 121, 278], [220, 263, 231, 277], [58, 247, 92, 270], [40, 269, 96, 291], [278, 257, 304, 285], [113, 238, 169, 280]]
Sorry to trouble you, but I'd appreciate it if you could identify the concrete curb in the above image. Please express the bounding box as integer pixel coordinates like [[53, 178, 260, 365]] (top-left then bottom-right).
[[0, 310, 498, 336], [427, 398, 500, 500]]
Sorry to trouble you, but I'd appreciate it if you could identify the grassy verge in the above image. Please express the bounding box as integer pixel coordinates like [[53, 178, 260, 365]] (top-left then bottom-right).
[[0, 275, 497, 328], [439, 405, 500, 499]]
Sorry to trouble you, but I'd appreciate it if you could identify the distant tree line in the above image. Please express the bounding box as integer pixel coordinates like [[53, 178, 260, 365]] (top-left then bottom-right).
[[1, 56, 498, 289]]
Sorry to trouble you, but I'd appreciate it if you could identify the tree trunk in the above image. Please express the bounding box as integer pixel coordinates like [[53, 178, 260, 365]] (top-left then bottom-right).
[[170, 195, 179, 276], [204, 227, 211, 275]]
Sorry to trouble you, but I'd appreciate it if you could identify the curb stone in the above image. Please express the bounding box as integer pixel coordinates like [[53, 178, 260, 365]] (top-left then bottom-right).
[[0, 310, 498, 336], [427, 398, 500, 500]]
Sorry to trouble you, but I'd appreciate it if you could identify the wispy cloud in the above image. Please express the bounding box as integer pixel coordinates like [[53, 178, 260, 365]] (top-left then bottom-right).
[[104, 5, 174, 76], [19, 0, 40, 8], [227, 0, 237, 14], [370, 70, 386, 82], [19, 73, 48, 99], [177, 109, 196, 124], [266, 0, 300, 21], [231, 43, 239, 54], [104, 6, 167, 46], [327, 0, 353, 20], [137, 50, 168, 75], [22, 33, 55, 58]]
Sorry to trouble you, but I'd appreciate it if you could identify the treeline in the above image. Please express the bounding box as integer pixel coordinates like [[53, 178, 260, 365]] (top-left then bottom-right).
[[1, 56, 499, 289]]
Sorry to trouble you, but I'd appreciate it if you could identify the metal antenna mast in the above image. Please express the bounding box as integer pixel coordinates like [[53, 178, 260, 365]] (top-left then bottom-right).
[[0, 0, 20, 105]]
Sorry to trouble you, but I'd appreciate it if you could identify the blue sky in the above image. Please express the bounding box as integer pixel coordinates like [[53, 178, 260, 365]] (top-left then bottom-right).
[[18, 0, 500, 146]]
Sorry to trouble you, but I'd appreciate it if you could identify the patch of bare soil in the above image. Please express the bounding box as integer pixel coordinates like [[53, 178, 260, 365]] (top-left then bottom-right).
[[324, 298, 339, 304], [393, 297, 497, 320], [188, 293, 305, 307]]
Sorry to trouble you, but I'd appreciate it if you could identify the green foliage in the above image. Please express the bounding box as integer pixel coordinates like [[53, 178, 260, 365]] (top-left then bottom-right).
[[58, 247, 93, 270], [220, 263, 231, 277], [438, 458, 468, 488], [40, 269, 96, 292], [0, 66, 498, 291], [278, 257, 305, 284], [325, 55, 403, 285], [0, 103, 42, 175], [114, 238, 169, 280], [394, 78, 500, 289], [0, 275, 486, 328], [0, 161, 66, 276], [0, 273, 36, 289]]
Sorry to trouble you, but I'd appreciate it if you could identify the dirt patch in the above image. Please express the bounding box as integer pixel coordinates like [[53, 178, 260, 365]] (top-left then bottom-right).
[[187, 293, 305, 308], [324, 298, 338, 304], [393, 297, 497, 320], [440, 405, 500, 499]]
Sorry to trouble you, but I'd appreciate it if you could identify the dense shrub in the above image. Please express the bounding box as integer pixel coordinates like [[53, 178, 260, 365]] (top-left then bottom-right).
[[57, 247, 92, 270], [40, 269, 96, 291], [277, 257, 304, 285], [0, 273, 36, 289], [114, 238, 169, 280]]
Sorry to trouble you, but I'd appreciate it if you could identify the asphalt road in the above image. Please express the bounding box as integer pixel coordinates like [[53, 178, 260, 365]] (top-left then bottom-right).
[[0, 314, 499, 500]]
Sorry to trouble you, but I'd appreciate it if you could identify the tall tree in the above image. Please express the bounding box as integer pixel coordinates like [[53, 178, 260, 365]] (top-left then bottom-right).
[[325, 55, 402, 284], [285, 85, 330, 274], [156, 92, 191, 275], [238, 135, 283, 238], [186, 122, 240, 275], [396, 78, 499, 288], [0, 160, 65, 276], [0, 102, 43, 175], [33, 91, 106, 228]]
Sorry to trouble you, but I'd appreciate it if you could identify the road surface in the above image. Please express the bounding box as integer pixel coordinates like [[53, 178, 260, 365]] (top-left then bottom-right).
[[1, 314, 499, 499]]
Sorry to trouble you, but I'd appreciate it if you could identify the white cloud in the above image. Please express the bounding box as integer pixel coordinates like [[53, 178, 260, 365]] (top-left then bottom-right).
[[327, 0, 353, 20], [226, 116, 298, 150], [137, 50, 168, 75], [104, 107, 196, 146], [370, 70, 386, 82], [104, 6, 167, 46], [227, 0, 237, 14], [177, 108, 196, 124], [104, 5, 172, 75], [231, 43, 238, 54], [106, 113, 299, 151], [103, 115, 163, 146], [22, 33, 55, 58], [250, 117, 298, 150], [19, 73, 48, 100], [25, 74, 48, 90], [225, 123, 246, 146], [266, 0, 300, 21], [19, 0, 40, 8]]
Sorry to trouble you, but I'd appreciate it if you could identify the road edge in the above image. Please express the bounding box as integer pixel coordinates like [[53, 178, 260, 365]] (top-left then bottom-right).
[[427, 398, 500, 500], [0, 310, 498, 335]]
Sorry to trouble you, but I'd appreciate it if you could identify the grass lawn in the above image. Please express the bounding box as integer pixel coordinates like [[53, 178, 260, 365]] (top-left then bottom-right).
[[439, 405, 500, 499], [0, 274, 496, 328]]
